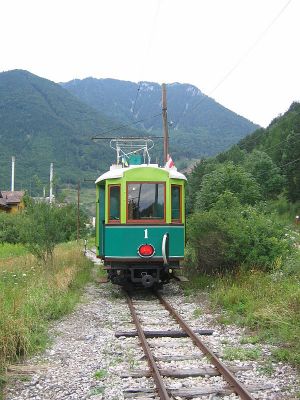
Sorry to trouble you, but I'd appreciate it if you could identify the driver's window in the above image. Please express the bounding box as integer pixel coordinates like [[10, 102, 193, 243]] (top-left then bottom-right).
[[108, 185, 120, 222]]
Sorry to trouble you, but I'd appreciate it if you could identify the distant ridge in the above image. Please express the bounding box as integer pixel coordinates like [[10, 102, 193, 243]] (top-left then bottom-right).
[[0, 69, 259, 193], [61, 77, 260, 160], [0, 70, 131, 192]]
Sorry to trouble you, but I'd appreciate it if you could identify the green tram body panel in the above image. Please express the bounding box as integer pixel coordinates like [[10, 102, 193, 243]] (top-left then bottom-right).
[[96, 165, 186, 262], [104, 224, 184, 260]]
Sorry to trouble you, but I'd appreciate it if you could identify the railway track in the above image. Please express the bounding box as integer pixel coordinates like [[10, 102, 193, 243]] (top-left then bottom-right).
[[117, 290, 271, 400]]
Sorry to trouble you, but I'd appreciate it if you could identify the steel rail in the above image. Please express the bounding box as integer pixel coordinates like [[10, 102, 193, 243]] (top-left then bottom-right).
[[156, 292, 255, 400], [124, 291, 171, 400]]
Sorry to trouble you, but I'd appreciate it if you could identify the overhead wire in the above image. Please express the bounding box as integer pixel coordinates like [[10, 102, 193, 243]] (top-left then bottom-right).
[[236, 131, 300, 152], [91, 1, 163, 142], [91, 112, 162, 140], [245, 156, 300, 181], [131, 0, 163, 115], [175, 0, 293, 128]]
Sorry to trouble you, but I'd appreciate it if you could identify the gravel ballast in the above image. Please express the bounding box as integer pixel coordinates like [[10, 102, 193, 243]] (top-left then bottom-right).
[[5, 254, 300, 399]]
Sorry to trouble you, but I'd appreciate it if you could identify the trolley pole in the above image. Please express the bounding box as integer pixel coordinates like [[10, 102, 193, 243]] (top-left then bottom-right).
[[162, 83, 169, 163]]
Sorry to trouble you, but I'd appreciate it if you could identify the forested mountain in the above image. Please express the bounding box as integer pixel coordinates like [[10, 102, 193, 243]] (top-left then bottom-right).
[[61, 78, 259, 159], [235, 102, 300, 202], [188, 102, 300, 209], [0, 70, 135, 192], [0, 69, 259, 193]]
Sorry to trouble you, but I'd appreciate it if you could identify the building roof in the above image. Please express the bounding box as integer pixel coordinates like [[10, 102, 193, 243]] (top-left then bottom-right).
[[0, 198, 8, 208], [95, 164, 187, 183], [0, 191, 25, 205]]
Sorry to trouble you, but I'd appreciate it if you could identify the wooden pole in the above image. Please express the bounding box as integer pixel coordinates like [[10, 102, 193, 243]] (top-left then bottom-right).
[[162, 83, 169, 163], [77, 180, 80, 242]]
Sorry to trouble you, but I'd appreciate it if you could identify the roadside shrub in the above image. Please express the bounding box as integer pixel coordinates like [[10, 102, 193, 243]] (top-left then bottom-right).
[[0, 213, 23, 244], [20, 201, 88, 264], [195, 162, 261, 211], [187, 192, 293, 273]]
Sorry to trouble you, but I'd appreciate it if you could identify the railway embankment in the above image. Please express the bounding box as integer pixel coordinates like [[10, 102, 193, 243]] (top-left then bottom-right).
[[3, 250, 300, 399], [0, 242, 93, 399]]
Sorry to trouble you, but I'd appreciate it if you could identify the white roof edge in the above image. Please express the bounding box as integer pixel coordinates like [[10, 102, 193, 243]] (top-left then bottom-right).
[[95, 165, 187, 183]]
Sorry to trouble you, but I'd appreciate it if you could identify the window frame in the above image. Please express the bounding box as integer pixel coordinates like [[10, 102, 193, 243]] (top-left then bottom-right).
[[171, 184, 182, 223], [108, 184, 121, 224], [126, 181, 166, 224]]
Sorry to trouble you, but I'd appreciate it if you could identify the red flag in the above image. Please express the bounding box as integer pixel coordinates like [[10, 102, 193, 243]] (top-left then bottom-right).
[[165, 154, 175, 168]]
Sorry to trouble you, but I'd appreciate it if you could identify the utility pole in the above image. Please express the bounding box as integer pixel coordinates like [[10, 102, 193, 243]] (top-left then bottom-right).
[[77, 180, 80, 242], [49, 163, 54, 204], [11, 156, 15, 192], [162, 83, 169, 163]]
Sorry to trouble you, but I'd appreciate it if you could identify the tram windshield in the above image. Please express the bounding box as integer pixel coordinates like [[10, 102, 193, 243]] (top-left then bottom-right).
[[127, 183, 164, 221]]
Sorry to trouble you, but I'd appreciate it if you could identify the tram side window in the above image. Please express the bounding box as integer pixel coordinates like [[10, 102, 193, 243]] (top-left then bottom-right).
[[109, 185, 120, 222], [171, 185, 181, 222], [127, 183, 165, 221]]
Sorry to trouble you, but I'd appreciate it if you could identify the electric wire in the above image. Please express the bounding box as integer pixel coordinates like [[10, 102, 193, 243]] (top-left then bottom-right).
[[237, 132, 300, 152], [91, 112, 162, 140], [256, 132, 300, 153], [131, 0, 163, 115], [245, 156, 300, 181], [191, 156, 300, 184], [175, 0, 293, 128]]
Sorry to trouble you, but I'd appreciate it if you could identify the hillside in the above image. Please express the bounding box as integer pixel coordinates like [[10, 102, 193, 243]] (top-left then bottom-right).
[[0, 70, 259, 195], [188, 102, 300, 210], [0, 70, 134, 192], [61, 78, 259, 159], [236, 102, 300, 202]]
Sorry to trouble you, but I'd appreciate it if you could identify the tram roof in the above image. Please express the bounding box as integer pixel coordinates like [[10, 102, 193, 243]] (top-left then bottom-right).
[[95, 164, 187, 183]]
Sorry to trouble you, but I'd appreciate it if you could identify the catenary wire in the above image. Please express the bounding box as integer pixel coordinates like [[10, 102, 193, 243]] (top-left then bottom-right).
[[175, 0, 293, 128], [91, 112, 162, 140], [236, 131, 300, 152], [131, 0, 163, 115]]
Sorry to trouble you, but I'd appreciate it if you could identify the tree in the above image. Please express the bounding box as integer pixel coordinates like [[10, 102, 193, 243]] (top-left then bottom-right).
[[20, 201, 88, 264], [281, 131, 300, 202], [187, 192, 293, 273], [186, 158, 219, 213], [243, 150, 285, 199], [195, 162, 261, 211]]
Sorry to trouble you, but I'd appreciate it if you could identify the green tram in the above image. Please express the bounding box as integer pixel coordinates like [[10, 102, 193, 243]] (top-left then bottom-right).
[[95, 138, 187, 289]]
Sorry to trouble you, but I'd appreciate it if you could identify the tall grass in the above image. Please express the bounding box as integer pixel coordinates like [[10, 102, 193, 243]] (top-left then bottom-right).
[[0, 243, 27, 259], [0, 242, 93, 394], [184, 256, 300, 367]]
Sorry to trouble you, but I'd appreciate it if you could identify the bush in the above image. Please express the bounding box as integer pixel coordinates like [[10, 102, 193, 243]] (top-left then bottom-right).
[[0, 213, 23, 244], [195, 162, 261, 211], [187, 192, 294, 273], [20, 201, 88, 263]]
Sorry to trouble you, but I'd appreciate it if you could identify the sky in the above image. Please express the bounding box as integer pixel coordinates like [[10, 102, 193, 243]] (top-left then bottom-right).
[[1, 0, 299, 127]]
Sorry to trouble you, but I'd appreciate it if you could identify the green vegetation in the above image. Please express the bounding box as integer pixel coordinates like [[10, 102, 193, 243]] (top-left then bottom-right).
[[0, 70, 258, 194], [62, 187, 96, 216], [1, 200, 88, 263], [0, 243, 27, 259], [222, 346, 261, 361], [62, 77, 258, 162], [93, 369, 108, 380], [187, 192, 295, 273], [185, 102, 300, 367], [20, 201, 88, 263], [0, 242, 93, 395], [0, 196, 96, 398], [0, 212, 23, 244], [0, 69, 118, 192], [214, 267, 300, 365], [183, 261, 300, 366], [195, 163, 262, 210]]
